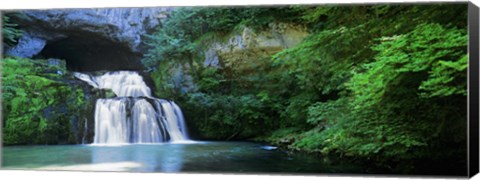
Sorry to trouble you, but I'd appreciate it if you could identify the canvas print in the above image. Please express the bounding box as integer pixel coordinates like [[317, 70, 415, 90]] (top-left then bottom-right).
[[0, 3, 471, 177]]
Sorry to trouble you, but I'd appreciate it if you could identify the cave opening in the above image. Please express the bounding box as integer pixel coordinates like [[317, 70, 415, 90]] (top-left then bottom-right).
[[36, 31, 144, 72]]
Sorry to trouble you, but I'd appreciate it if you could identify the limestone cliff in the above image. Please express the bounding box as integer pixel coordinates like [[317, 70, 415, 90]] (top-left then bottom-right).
[[4, 8, 171, 71], [204, 23, 308, 67], [171, 23, 309, 92]]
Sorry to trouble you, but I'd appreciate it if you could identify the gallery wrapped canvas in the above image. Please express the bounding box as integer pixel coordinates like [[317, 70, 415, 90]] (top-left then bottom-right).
[[1, 1, 478, 178]]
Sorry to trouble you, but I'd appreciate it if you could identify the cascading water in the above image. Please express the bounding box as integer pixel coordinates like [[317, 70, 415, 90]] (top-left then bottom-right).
[[74, 71, 190, 145]]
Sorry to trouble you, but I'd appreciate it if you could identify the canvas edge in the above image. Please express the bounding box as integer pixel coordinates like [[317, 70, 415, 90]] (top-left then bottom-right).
[[468, 1, 480, 178], [0, 10, 4, 170]]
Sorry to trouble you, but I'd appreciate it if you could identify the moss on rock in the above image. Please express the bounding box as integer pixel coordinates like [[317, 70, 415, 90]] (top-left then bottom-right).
[[2, 57, 91, 145]]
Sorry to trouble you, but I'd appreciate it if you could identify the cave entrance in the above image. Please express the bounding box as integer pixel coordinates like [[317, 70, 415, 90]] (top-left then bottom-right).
[[37, 31, 143, 72]]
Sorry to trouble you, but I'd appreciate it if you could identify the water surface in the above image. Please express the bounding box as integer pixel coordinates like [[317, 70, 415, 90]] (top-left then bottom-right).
[[2, 141, 363, 174]]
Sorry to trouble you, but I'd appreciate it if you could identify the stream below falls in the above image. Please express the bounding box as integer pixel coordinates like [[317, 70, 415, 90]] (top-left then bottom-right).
[[2, 141, 365, 174]]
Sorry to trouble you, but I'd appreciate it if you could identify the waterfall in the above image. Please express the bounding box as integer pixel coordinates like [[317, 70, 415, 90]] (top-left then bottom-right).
[[74, 71, 190, 145]]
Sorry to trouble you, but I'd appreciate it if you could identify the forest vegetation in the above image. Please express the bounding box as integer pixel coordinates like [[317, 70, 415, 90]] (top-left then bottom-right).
[[142, 4, 468, 173]]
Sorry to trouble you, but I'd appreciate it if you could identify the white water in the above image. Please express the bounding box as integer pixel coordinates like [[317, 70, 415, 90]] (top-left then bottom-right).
[[131, 99, 164, 143], [94, 99, 129, 144], [74, 71, 151, 97], [74, 71, 190, 145]]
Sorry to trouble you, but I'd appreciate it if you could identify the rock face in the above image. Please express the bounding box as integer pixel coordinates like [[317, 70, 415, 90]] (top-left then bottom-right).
[[171, 23, 309, 92], [205, 23, 309, 67], [6, 8, 171, 71], [5, 33, 47, 58]]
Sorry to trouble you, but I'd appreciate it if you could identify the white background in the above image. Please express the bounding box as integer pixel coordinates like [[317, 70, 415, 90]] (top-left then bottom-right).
[[0, 0, 478, 180]]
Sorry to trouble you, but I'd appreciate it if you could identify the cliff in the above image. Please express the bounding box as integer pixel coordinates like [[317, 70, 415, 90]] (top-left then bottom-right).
[[4, 8, 170, 71]]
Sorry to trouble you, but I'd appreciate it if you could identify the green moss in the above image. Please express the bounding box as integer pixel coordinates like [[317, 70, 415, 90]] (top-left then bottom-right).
[[2, 57, 87, 145]]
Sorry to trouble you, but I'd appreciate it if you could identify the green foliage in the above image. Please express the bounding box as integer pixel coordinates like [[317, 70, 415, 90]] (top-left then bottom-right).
[[182, 91, 276, 139], [145, 4, 468, 173], [272, 26, 362, 95], [350, 23, 467, 106], [145, 6, 299, 138], [142, 7, 304, 71], [329, 22, 467, 164], [196, 67, 224, 92], [289, 22, 467, 170], [419, 54, 468, 98], [2, 14, 23, 47], [2, 58, 87, 145], [180, 55, 285, 139], [253, 127, 302, 146]]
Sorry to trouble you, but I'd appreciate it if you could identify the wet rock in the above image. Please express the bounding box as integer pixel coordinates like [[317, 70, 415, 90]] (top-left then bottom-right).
[[46, 58, 67, 68]]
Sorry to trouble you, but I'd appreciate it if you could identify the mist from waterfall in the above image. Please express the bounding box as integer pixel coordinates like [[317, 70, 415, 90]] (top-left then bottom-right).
[[74, 71, 190, 145]]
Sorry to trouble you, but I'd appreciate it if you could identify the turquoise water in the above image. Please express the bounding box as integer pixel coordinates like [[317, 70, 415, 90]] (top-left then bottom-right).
[[2, 141, 363, 174]]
